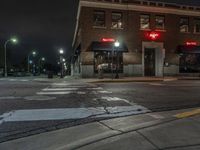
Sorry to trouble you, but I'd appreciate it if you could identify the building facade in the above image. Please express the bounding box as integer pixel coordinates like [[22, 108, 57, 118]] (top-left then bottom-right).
[[72, 0, 200, 78]]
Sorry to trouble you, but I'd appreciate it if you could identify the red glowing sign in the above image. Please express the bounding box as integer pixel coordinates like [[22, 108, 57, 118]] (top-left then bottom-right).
[[186, 41, 197, 46], [145, 31, 160, 41], [101, 38, 115, 42]]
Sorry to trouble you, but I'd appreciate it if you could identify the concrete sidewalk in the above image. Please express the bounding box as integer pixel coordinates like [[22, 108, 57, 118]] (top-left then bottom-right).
[[1, 108, 200, 150], [78, 77, 178, 83]]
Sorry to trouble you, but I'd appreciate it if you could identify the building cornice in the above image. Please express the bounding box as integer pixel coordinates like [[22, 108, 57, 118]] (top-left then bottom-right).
[[72, 1, 81, 47], [72, 0, 200, 47], [81, 1, 200, 16]]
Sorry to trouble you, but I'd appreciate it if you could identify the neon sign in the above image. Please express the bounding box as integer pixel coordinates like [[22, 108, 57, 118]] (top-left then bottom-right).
[[101, 38, 115, 42], [145, 31, 160, 41], [186, 41, 197, 46]]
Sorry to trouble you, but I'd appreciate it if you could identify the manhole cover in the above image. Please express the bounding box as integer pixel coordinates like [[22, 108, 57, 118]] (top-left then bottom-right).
[[24, 96, 56, 101]]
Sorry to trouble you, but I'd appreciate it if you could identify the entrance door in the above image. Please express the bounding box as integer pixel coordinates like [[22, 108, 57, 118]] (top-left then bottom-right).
[[144, 48, 155, 76]]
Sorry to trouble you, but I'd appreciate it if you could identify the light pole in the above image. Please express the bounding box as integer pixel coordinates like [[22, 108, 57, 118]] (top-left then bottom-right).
[[4, 38, 18, 77], [59, 49, 64, 78], [38, 57, 45, 74], [27, 51, 36, 73], [114, 41, 120, 79], [112, 40, 120, 79]]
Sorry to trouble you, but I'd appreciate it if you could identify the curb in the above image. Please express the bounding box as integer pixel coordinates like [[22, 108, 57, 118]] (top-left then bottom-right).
[[87, 78, 178, 83]]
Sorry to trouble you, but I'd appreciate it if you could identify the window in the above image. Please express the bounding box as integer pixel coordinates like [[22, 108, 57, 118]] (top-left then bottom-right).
[[111, 12, 123, 29], [155, 15, 165, 30], [180, 17, 189, 33], [93, 11, 105, 27], [194, 18, 200, 33], [180, 54, 200, 73], [140, 15, 150, 29], [94, 51, 123, 73]]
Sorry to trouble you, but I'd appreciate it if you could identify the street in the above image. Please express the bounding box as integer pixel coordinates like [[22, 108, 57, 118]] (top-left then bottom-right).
[[0, 77, 200, 142]]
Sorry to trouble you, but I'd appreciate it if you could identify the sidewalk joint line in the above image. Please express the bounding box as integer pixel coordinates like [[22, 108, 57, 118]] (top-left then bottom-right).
[[98, 121, 123, 133], [137, 130, 161, 150]]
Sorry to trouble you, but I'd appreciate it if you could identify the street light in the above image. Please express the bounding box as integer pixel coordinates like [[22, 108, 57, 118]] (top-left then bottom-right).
[[111, 40, 120, 79], [4, 37, 18, 77], [114, 41, 120, 79], [38, 57, 45, 74], [41, 57, 45, 61], [59, 49, 64, 78], [27, 51, 37, 73], [59, 49, 64, 54]]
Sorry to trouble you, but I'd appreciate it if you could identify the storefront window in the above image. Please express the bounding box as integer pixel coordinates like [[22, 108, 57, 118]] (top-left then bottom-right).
[[180, 17, 189, 33], [155, 15, 165, 30], [93, 11, 105, 27], [94, 51, 123, 73], [111, 12, 123, 29], [180, 54, 200, 73], [140, 14, 150, 29], [194, 19, 200, 33]]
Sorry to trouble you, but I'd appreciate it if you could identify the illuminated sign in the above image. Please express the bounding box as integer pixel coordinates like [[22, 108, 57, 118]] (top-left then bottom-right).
[[145, 31, 160, 41], [101, 38, 115, 42], [186, 41, 197, 46]]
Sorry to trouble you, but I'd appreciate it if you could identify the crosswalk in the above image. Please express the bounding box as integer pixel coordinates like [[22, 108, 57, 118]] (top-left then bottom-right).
[[36, 82, 113, 95], [0, 82, 151, 125]]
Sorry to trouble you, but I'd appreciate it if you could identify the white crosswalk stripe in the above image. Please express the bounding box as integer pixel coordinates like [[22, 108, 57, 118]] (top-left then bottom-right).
[[37, 83, 81, 95], [0, 106, 150, 124], [37, 82, 113, 96], [42, 88, 78, 91]]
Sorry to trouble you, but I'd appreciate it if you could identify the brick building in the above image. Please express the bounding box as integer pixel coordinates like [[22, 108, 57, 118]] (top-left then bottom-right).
[[72, 0, 200, 78]]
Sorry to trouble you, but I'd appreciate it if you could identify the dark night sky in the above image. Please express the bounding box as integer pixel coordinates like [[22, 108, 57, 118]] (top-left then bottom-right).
[[0, 0, 199, 66], [0, 0, 79, 65]]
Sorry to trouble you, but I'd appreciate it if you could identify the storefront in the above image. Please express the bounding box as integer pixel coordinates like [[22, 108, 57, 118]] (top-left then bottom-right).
[[91, 40, 128, 77], [177, 44, 200, 73]]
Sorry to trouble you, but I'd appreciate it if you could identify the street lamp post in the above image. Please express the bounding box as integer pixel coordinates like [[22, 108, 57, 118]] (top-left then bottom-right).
[[27, 51, 36, 73], [4, 38, 18, 77], [38, 57, 45, 74], [111, 41, 120, 79], [114, 41, 120, 79], [59, 49, 64, 78]]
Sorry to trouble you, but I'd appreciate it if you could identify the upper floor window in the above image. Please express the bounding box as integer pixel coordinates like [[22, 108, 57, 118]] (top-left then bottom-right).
[[140, 14, 150, 29], [111, 12, 123, 29], [194, 18, 200, 33], [180, 17, 189, 33], [93, 11, 105, 27], [155, 15, 165, 30]]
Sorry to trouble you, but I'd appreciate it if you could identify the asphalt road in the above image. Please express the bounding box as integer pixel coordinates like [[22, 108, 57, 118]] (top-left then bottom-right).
[[0, 77, 200, 142]]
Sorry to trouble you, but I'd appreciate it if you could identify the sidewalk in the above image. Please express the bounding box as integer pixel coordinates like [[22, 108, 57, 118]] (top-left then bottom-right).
[[1, 108, 200, 150], [81, 77, 178, 83]]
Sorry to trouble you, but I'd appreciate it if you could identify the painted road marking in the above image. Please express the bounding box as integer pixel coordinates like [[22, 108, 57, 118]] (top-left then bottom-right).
[[0, 106, 150, 124], [42, 88, 78, 91], [9, 79, 17, 81], [77, 91, 86, 95], [101, 97, 135, 105], [0, 96, 22, 100], [20, 79, 29, 82], [37, 91, 72, 95], [24, 96, 56, 101], [149, 83, 164, 86], [87, 87, 103, 90], [98, 91, 112, 94], [175, 109, 200, 119]]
